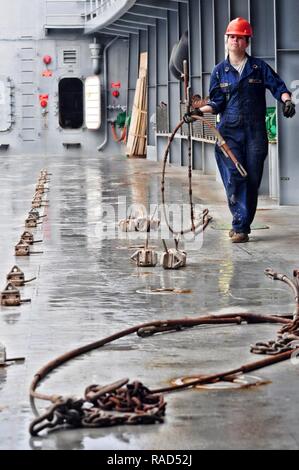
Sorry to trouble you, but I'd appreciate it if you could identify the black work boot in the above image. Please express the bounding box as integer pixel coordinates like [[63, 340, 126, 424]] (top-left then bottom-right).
[[231, 232, 249, 243]]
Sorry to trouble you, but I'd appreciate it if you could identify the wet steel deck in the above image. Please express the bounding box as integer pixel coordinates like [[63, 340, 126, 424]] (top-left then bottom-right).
[[0, 153, 299, 450]]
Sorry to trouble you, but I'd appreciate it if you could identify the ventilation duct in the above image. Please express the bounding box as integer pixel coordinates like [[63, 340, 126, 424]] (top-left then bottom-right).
[[89, 38, 104, 76], [169, 31, 189, 81]]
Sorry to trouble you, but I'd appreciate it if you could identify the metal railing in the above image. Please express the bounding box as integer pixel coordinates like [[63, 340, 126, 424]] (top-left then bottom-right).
[[84, 0, 136, 25], [45, 0, 135, 29], [84, 0, 119, 21], [45, 0, 86, 27]]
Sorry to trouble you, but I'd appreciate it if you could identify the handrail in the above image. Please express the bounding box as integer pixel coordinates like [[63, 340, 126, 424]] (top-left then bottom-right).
[[84, 0, 136, 24], [85, 0, 121, 19]]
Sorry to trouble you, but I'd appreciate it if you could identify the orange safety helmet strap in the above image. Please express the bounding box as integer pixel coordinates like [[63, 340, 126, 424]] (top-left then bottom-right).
[[226, 17, 253, 37]]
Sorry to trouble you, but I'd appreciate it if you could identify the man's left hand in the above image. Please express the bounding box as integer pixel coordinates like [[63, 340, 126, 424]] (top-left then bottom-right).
[[283, 100, 296, 118]]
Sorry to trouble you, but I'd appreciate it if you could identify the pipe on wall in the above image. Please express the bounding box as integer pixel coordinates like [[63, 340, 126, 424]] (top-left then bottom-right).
[[97, 36, 119, 152], [89, 38, 104, 75]]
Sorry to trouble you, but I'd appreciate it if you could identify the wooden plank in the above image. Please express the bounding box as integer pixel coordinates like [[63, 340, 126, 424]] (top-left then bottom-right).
[[126, 53, 148, 157]]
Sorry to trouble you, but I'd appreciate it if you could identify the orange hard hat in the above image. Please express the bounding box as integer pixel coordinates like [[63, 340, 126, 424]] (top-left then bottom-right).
[[226, 17, 253, 37]]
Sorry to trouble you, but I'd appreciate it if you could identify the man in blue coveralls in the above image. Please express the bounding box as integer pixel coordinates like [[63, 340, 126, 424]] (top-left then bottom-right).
[[190, 18, 296, 243]]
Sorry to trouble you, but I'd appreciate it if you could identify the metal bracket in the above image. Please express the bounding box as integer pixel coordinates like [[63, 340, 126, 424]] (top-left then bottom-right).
[[1, 283, 31, 307]]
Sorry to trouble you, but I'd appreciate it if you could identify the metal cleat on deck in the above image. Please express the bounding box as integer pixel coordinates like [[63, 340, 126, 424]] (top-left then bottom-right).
[[161, 239, 187, 270], [20, 231, 43, 245], [15, 240, 43, 256], [119, 216, 160, 233], [32, 195, 48, 208], [31, 200, 41, 209], [6, 266, 36, 287], [38, 174, 50, 183], [35, 183, 49, 194], [0, 343, 6, 365], [15, 240, 30, 256], [0, 343, 25, 367], [34, 188, 44, 196], [119, 217, 137, 232], [28, 208, 47, 221], [6, 266, 25, 286], [135, 206, 160, 232], [135, 216, 160, 232], [28, 208, 40, 218], [25, 213, 42, 228], [131, 238, 158, 267], [1, 283, 31, 307]]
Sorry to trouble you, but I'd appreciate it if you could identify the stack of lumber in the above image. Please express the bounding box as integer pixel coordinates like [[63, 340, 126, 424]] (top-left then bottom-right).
[[126, 52, 148, 158]]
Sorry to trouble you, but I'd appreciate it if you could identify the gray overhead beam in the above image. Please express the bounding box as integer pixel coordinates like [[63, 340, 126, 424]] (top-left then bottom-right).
[[101, 29, 129, 38], [129, 5, 167, 20], [103, 25, 139, 35], [115, 19, 148, 31], [135, 0, 178, 11], [120, 13, 157, 27]]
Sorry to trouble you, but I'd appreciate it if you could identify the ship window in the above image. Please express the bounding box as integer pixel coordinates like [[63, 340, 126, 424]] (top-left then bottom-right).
[[59, 78, 83, 129]]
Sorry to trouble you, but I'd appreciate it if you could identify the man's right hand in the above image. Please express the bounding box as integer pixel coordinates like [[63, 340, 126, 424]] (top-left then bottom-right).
[[183, 113, 195, 124], [183, 109, 203, 124]]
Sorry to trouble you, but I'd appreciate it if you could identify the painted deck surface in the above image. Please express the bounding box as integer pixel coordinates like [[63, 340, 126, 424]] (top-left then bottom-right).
[[0, 153, 298, 450]]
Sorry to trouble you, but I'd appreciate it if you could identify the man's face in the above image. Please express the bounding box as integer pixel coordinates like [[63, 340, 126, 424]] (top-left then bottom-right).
[[227, 35, 248, 53]]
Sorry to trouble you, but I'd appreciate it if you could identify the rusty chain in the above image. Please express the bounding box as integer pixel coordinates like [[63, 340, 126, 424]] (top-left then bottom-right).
[[161, 60, 212, 236], [29, 311, 295, 436], [251, 268, 299, 355], [30, 380, 166, 436], [161, 61, 249, 237], [28, 266, 299, 436]]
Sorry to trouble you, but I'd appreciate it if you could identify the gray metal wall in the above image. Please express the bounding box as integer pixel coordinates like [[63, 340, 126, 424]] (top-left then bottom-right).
[[124, 0, 299, 204], [0, 0, 129, 157], [1, 0, 299, 204]]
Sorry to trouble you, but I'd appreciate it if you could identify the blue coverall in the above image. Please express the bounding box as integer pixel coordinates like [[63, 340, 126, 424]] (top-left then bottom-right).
[[208, 54, 290, 234]]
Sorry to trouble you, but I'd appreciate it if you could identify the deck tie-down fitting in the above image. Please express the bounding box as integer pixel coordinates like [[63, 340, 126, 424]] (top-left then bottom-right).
[[25, 213, 44, 228], [15, 240, 43, 256], [32, 194, 48, 208], [119, 214, 160, 233], [161, 239, 187, 270], [119, 217, 160, 232], [1, 282, 31, 306], [28, 208, 47, 220], [15, 240, 30, 256], [131, 237, 158, 267], [38, 174, 50, 184], [25, 215, 38, 228], [119, 216, 136, 232], [20, 231, 43, 245], [35, 183, 49, 194], [6, 266, 36, 287], [0, 343, 25, 368], [131, 238, 187, 270]]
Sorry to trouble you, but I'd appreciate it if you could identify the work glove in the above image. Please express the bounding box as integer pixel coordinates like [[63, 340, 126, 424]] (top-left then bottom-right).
[[183, 109, 203, 124], [193, 109, 204, 117], [183, 112, 194, 124], [283, 100, 296, 118]]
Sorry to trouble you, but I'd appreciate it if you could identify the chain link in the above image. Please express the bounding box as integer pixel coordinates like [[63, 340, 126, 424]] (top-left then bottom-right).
[[251, 333, 299, 355], [30, 381, 166, 436]]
